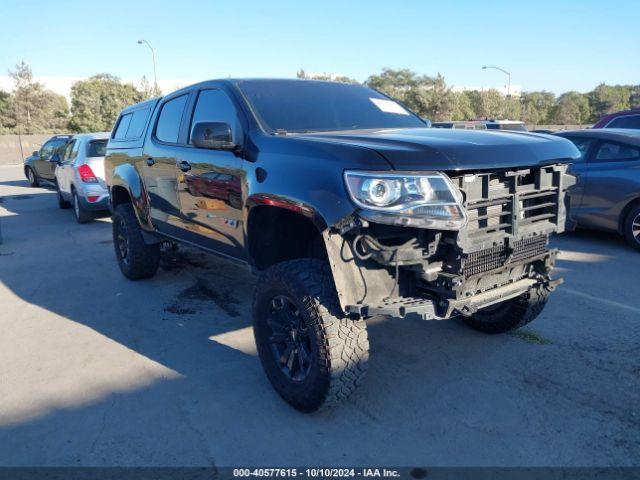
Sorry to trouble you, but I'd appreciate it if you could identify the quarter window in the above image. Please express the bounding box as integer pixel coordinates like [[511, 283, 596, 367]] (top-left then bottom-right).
[[155, 95, 189, 144], [126, 108, 150, 139], [595, 142, 640, 162]]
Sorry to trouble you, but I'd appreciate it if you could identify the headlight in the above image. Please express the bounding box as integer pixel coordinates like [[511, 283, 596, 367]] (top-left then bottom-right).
[[344, 170, 467, 230]]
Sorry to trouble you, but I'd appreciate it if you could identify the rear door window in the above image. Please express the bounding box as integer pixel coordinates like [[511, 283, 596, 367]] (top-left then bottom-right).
[[155, 95, 189, 144], [594, 142, 640, 162], [125, 108, 150, 139]]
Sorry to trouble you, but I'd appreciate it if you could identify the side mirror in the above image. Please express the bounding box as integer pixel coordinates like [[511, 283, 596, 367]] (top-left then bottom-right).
[[191, 122, 236, 151], [49, 153, 61, 164], [32, 150, 39, 157], [422, 118, 432, 128]]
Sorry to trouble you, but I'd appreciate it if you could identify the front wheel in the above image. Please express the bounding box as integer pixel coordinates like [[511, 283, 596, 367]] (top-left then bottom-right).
[[112, 203, 160, 280], [461, 285, 550, 334], [253, 259, 369, 412], [26, 167, 39, 187], [623, 205, 640, 251]]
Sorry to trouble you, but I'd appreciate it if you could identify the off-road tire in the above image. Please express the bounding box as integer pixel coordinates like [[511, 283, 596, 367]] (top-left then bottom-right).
[[461, 285, 550, 334], [72, 190, 93, 224], [57, 186, 71, 209], [253, 259, 369, 412], [26, 167, 39, 187], [623, 205, 640, 251], [112, 203, 160, 280]]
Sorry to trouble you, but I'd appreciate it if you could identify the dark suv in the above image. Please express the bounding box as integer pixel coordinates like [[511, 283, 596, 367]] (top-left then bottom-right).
[[105, 79, 579, 412]]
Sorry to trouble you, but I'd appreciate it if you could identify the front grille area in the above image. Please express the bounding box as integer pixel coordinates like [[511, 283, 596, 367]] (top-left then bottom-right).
[[462, 234, 548, 277], [452, 165, 565, 243]]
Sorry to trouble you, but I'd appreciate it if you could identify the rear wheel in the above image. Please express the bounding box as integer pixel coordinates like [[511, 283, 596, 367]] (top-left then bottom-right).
[[253, 259, 369, 412], [461, 286, 549, 334], [623, 205, 640, 251], [72, 190, 93, 224], [26, 167, 39, 187], [112, 203, 160, 280]]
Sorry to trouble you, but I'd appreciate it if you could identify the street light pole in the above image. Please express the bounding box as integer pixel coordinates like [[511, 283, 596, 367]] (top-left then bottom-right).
[[482, 65, 511, 97], [137, 39, 158, 94]]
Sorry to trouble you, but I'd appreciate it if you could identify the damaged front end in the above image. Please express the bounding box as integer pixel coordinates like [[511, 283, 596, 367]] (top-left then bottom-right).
[[325, 164, 575, 320]]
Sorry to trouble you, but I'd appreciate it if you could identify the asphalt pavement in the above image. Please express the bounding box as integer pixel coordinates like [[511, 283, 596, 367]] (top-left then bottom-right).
[[0, 164, 638, 467]]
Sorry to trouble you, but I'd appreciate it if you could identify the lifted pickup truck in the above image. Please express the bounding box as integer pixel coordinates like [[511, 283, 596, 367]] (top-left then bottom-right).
[[105, 79, 579, 412]]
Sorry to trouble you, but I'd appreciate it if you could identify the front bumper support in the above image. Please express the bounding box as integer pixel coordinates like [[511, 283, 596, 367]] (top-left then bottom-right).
[[345, 276, 561, 321]]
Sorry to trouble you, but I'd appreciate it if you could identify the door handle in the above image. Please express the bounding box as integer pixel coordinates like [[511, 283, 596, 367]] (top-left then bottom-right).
[[178, 160, 192, 172], [146, 157, 155, 166]]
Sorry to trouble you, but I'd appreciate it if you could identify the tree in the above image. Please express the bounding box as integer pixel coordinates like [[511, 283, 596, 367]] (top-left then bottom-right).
[[403, 73, 456, 121], [69, 74, 144, 132], [366, 68, 435, 112], [296, 69, 359, 84], [4, 61, 69, 133], [588, 84, 631, 121], [521, 91, 556, 125], [551, 91, 590, 125], [450, 91, 475, 121], [0, 90, 10, 132], [138, 75, 162, 99], [628, 85, 640, 109], [466, 89, 505, 119]]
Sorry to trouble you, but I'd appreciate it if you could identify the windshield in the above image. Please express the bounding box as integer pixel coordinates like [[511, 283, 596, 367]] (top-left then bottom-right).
[[87, 140, 107, 157], [237, 80, 426, 133]]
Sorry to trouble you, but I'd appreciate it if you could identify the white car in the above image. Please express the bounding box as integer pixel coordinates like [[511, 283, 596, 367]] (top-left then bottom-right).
[[54, 132, 111, 223]]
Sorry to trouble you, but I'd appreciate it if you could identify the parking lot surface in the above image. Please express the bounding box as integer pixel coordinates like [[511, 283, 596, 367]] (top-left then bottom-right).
[[0, 164, 638, 467]]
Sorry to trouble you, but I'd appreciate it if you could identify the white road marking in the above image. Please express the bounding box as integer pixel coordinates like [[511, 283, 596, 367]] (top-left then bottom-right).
[[561, 287, 640, 314]]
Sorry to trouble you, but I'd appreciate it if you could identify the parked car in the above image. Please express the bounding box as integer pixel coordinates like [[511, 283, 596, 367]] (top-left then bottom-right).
[[105, 79, 578, 412], [592, 108, 640, 129], [432, 121, 487, 130], [554, 129, 640, 250], [482, 120, 527, 131], [432, 120, 526, 131], [54, 133, 110, 223], [24, 134, 72, 186]]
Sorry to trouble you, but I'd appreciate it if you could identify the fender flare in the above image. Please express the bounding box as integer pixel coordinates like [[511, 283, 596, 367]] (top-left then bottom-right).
[[110, 163, 154, 231]]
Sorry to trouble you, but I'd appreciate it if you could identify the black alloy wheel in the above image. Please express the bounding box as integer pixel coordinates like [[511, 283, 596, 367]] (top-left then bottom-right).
[[266, 295, 313, 382]]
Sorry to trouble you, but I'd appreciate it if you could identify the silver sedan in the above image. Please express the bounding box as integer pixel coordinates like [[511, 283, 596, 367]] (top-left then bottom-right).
[[54, 132, 111, 223]]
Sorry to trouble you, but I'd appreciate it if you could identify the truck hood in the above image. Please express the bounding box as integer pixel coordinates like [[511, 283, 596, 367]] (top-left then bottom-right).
[[299, 128, 581, 171]]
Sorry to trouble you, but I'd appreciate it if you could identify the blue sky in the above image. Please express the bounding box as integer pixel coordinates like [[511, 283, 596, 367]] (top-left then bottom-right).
[[2, 0, 638, 94]]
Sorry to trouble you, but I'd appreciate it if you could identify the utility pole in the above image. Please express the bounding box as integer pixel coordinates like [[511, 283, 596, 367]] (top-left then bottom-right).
[[482, 65, 511, 97], [137, 39, 158, 94]]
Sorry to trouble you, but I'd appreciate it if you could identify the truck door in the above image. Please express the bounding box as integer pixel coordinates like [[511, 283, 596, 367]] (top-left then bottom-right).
[[175, 87, 246, 261], [141, 93, 191, 233]]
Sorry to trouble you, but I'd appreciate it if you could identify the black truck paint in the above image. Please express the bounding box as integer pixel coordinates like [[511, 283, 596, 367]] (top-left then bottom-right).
[[105, 79, 579, 412]]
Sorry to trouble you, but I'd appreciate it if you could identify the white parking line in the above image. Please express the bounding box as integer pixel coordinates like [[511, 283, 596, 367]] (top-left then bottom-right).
[[561, 287, 640, 314]]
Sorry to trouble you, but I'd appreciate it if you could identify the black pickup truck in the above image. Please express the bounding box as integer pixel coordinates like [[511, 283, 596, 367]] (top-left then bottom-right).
[[105, 79, 579, 412]]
